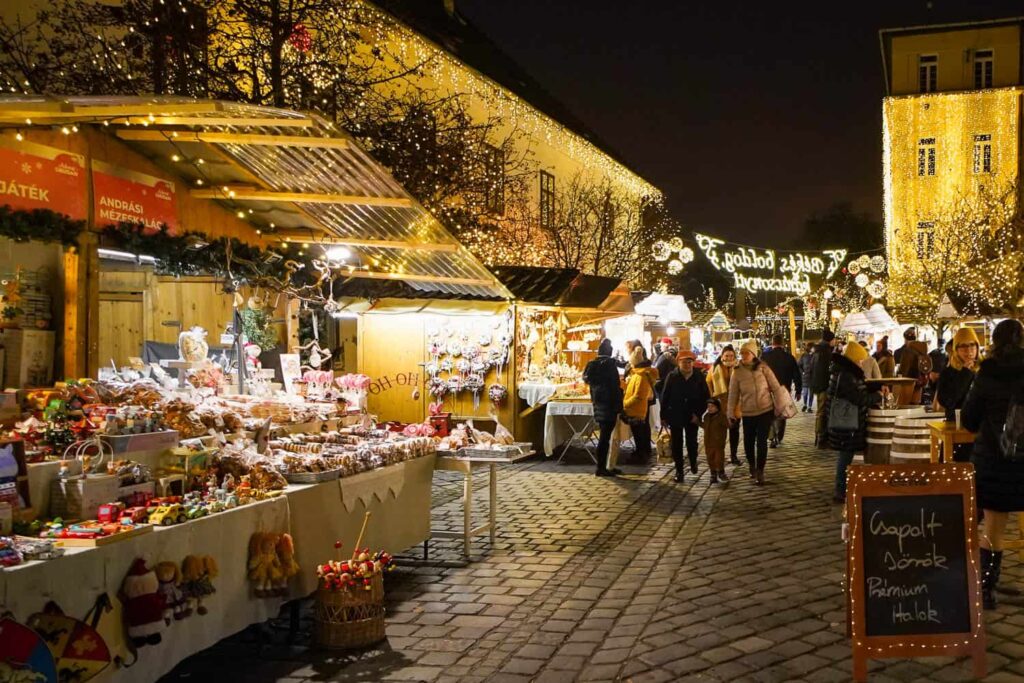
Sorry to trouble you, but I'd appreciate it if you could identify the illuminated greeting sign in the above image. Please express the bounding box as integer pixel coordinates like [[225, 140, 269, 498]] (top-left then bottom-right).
[[694, 233, 847, 296]]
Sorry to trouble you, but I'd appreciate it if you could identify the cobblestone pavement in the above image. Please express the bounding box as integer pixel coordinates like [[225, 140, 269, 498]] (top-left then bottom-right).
[[164, 413, 1024, 682]]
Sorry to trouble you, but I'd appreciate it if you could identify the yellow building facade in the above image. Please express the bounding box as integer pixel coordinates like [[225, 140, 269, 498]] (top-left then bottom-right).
[[879, 18, 1024, 307]]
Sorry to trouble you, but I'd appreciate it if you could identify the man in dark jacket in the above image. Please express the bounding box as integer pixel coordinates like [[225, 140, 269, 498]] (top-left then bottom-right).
[[798, 342, 815, 411], [762, 334, 802, 447], [660, 350, 710, 482], [582, 338, 623, 477], [810, 329, 837, 447], [825, 342, 884, 503]]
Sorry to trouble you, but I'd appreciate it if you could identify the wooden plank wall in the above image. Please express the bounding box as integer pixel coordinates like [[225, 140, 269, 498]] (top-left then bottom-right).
[[97, 267, 286, 367]]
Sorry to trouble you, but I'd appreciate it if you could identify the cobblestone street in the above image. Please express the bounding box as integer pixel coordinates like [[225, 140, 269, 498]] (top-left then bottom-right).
[[165, 413, 1024, 682]]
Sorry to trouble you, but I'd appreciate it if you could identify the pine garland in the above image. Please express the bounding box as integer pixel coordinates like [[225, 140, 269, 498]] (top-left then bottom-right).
[[0, 205, 86, 246]]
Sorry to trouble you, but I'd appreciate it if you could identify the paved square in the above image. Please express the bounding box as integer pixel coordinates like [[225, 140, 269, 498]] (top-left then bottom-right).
[[164, 414, 1024, 682]]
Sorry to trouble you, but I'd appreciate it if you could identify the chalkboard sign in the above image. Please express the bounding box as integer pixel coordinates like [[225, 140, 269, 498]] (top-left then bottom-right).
[[861, 494, 970, 636], [846, 464, 986, 682]]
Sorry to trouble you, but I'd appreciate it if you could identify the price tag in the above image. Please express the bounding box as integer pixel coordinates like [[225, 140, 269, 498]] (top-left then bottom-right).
[[220, 333, 235, 346]]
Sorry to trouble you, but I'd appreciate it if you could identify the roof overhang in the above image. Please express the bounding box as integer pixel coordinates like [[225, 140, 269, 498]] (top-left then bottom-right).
[[0, 95, 512, 300]]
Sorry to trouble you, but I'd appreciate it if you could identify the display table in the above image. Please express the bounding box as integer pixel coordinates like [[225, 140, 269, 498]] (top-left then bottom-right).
[[927, 420, 975, 464], [0, 496, 290, 683], [517, 382, 574, 408], [287, 454, 435, 594], [543, 400, 597, 462], [1, 455, 437, 683], [433, 451, 533, 559]]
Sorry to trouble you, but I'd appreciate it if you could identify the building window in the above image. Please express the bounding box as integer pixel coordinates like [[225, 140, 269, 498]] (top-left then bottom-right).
[[539, 171, 555, 229], [918, 54, 938, 93], [916, 221, 935, 259], [482, 144, 505, 215], [973, 134, 993, 174], [917, 138, 936, 177], [974, 49, 994, 89]]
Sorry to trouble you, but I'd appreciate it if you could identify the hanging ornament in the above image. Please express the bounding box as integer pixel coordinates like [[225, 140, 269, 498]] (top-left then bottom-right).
[[867, 280, 887, 298], [870, 255, 886, 273], [667, 259, 684, 275], [288, 23, 312, 53], [652, 240, 671, 261], [855, 273, 870, 288], [668, 236, 685, 251], [857, 254, 871, 269], [848, 261, 861, 275], [679, 247, 694, 264]]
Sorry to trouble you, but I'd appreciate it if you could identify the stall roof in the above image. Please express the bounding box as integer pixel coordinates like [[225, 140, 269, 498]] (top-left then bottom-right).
[[634, 292, 692, 323], [839, 304, 899, 334], [489, 266, 622, 309], [0, 95, 512, 300], [689, 310, 732, 328]]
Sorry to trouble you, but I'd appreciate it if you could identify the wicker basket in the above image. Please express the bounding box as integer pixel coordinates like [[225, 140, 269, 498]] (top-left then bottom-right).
[[313, 573, 385, 649]]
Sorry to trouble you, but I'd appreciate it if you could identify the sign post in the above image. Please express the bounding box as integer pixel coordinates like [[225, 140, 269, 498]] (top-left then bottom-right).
[[846, 463, 986, 681]]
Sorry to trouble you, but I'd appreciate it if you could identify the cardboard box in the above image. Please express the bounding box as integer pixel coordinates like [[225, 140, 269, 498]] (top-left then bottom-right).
[[0, 329, 55, 389]]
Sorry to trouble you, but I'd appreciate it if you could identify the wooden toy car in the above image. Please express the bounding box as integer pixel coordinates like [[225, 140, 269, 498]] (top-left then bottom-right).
[[148, 504, 186, 526], [97, 502, 126, 524], [119, 506, 149, 525]]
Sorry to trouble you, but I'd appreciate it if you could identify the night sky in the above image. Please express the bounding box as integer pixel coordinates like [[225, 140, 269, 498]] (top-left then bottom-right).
[[457, 0, 1024, 246]]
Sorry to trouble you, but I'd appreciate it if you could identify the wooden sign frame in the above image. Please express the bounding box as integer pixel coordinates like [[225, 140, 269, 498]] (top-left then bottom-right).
[[846, 463, 986, 681]]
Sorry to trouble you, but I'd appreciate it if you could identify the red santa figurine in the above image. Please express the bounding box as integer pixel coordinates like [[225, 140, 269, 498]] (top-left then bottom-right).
[[121, 558, 166, 647]]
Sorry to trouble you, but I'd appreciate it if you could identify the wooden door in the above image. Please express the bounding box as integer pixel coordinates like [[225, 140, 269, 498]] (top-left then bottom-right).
[[98, 293, 144, 368]]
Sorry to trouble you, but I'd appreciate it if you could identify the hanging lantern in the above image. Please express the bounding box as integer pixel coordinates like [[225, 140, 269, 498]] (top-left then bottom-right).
[[667, 259, 684, 275], [652, 240, 671, 261]]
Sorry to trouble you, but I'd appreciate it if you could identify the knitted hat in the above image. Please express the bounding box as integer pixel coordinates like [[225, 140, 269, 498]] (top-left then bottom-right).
[[660, 337, 673, 346], [843, 340, 869, 365], [953, 327, 980, 348], [740, 340, 760, 358]]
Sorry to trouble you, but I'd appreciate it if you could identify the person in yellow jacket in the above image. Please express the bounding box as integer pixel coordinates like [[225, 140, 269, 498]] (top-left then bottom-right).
[[622, 345, 659, 462], [706, 345, 741, 465]]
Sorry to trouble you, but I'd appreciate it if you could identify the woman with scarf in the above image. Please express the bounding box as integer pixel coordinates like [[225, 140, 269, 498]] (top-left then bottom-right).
[[936, 327, 980, 462], [706, 345, 741, 465]]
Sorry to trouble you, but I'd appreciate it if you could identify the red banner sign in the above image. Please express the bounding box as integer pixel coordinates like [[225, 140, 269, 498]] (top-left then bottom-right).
[[0, 136, 87, 218], [92, 160, 178, 233]]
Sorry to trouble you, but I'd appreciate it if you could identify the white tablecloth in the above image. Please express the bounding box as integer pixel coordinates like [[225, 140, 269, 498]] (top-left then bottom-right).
[[543, 401, 595, 456], [518, 382, 575, 408], [1, 456, 436, 683]]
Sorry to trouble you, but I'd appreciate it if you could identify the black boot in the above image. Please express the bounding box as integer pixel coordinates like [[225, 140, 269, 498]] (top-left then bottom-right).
[[992, 549, 1021, 596], [981, 548, 997, 610]]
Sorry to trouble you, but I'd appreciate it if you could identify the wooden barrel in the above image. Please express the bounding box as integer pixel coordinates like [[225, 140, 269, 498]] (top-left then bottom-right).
[[889, 414, 935, 464], [866, 407, 928, 464]]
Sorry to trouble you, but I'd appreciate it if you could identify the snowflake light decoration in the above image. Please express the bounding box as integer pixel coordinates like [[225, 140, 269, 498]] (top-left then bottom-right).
[[679, 247, 694, 264], [855, 273, 869, 288], [870, 255, 886, 273], [848, 261, 861, 275], [667, 259, 684, 275], [652, 240, 672, 261], [867, 280, 887, 298]]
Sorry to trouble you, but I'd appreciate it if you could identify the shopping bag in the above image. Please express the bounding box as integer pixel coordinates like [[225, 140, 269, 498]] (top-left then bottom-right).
[[655, 429, 672, 464], [772, 385, 798, 419]]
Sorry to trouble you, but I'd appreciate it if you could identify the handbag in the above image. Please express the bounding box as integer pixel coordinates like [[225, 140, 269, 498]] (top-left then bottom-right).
[[828, 397, 859, 431], [771, 383, 798, 419], [999, 397, 1024, 461]]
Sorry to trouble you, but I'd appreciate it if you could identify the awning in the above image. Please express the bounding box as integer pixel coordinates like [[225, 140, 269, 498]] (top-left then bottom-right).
[[839, 304, 899, 334], [0, 95, 511, 300], [633, 292, 692, 323]]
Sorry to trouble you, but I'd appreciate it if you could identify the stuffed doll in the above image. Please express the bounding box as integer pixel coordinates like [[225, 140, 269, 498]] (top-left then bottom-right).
[[182, 555, 219, 616], [154, 561, 186, 624], [273, 533, 300, 596], [247, 532, 281, 597], [243, 342, 262, 374], [120, 558, 165, 647]]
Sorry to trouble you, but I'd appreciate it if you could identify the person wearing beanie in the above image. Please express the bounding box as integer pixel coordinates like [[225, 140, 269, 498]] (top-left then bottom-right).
[[700, 397, 730, 483], [707, 345, 742, 465], [727, 340, 783, 485], [660, 349, 709, 482], [825, 340, 884, 503], [810, 329, 838, 447], [895, 326, 930, 405], [622, 345, 659, 465], [936, 328, 981, 459], [961, 319, 1024, 609], [873, 336, 895, 378], [583, 338, 624, 476]]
